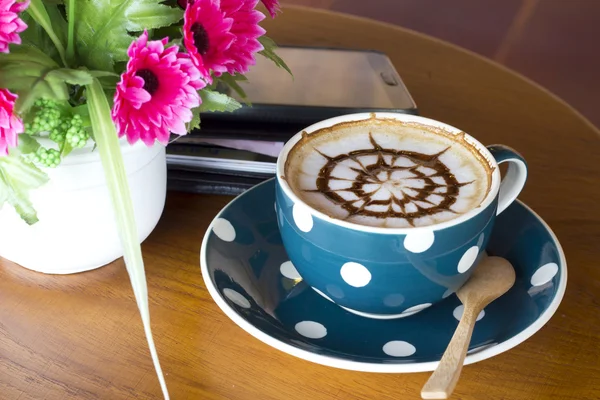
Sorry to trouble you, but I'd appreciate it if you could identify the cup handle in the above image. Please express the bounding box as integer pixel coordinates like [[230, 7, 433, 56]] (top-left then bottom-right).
[[486, 145, 528, 215]]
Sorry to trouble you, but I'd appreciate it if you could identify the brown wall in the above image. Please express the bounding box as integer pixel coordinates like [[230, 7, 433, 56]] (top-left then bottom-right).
[[283, 0, 600, 128]]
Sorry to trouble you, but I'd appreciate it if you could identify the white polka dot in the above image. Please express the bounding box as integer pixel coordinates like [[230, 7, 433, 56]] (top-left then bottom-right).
[[326, 284, 344, 299], [292, 203, 313, 232], [223, 288, 250, 308], [403, 231, 435, 253], [312, 287, 334, 302], [383, 293, 405, 307], [457, 246, 480, 273], [213, 218, 236, 242], [442, 289, 455, 299], [340, 262, 372, 287], [278, 208, 284, 227], [280, 261, 301, 280], [531, 263, 559, 286], [477, 233, 485, 248], [295, 321, 327, 339], [383, 341, 416, 357], [453, 305, 485, 322], [402, 303, 432, 316]]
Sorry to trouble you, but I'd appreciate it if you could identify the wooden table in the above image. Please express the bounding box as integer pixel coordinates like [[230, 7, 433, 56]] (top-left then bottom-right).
[[1, 6, 599, 400]]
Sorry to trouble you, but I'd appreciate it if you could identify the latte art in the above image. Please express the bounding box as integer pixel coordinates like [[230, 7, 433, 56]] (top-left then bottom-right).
[[285, 118, 493, 228], [311, 133, 471, 224]]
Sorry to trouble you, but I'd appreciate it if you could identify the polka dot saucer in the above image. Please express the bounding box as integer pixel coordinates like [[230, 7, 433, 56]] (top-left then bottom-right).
[[200, 179, 567, 372]]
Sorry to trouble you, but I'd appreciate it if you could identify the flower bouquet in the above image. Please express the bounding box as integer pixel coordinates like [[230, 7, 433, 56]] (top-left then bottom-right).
[[0, 0, 289, 397]]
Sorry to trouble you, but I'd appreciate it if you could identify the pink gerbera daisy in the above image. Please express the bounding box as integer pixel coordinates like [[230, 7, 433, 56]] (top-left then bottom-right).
[[260, 0, 280, 18], [183, 0, 235, 81], [0, 88, 23, 156], [0, 0, 29, 53], [112, 30, 206, 146], [183, 0, 265, 80], [220, 0, 266, 75]]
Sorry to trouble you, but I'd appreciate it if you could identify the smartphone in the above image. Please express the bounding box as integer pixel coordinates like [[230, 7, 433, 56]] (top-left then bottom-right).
[[197, 46, 418, 141], [234, 46, 416, 109]]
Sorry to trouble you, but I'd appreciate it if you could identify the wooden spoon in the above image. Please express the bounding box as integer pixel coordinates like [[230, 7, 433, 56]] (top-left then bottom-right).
[[421, 256, 516, 399]]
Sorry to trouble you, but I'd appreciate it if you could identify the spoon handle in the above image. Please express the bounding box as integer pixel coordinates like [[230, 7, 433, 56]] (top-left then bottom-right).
[[421, 304, 480, 399]]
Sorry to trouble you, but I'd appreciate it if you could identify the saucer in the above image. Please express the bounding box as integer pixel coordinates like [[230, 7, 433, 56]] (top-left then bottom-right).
[[200, 179, 566, 372]]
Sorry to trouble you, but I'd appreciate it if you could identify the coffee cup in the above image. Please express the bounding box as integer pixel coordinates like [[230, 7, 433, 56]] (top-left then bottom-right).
[[275, 112, 527, 319]]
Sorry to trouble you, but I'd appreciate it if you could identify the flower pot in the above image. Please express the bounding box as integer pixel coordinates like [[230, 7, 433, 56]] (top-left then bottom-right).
[[0, 139, 167, 274]]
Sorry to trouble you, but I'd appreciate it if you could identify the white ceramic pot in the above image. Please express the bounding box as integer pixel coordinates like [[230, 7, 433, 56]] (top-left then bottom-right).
[[0, 138, 167, 274]]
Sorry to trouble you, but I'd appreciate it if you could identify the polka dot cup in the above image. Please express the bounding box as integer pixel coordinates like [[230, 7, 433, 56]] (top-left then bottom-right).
[[275, 113, 528, 318]]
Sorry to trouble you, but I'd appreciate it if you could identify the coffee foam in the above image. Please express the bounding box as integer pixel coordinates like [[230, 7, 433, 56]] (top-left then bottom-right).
[[284, 117, 493, 228]]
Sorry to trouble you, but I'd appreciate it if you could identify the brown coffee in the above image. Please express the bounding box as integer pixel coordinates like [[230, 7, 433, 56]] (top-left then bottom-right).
[[284, 117, 493, 228]]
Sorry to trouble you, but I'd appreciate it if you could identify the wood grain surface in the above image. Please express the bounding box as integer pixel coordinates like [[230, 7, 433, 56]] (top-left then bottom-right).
[[1, 6, 599, 400]]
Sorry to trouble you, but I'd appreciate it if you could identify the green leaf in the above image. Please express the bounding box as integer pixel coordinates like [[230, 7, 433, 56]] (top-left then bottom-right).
[[0, 149, 49, 225], [88, 70, 120, 79], [72, 103, 90, 118], [258, 36, 293, 77], [18, 135, 41, 154], [87, 70, 121, 94], [74, 0, 183, 71], [113, 61, 128, 75], [187, 107, 201, 131], [60, 140, 74, 158], [0, 44, 58, 67], [85, 78, 170, 399], [26, 0, 67, 66], [199, 89, 242, 113], [45, 3, 68, 45], [66, 0, 75, 63], [0, 46, 69, 113], [19, 14, 61, 64], [46, 68, 94, 85], [218, 73, 250, 105], [0, 52, 96, 112], [97, 76, 121, 93], [151, 24, 183, 42], [166, 38, 182, 48]]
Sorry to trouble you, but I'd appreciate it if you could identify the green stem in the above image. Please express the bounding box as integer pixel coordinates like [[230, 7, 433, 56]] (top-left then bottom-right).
[[66, 0, 75, 63], [27, 0, 68, 66], [85, 79, 170, 400]]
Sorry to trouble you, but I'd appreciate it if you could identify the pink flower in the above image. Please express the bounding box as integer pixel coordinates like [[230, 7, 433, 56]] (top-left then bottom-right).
[[183, 0, 265, 81], [0, 88, 23, 156], [183, 0, 235, 81], [0, 0, 29, 54], [220, 0, 266, 75], [260, 0, 280, 18], [112, 31, 206, 146]]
